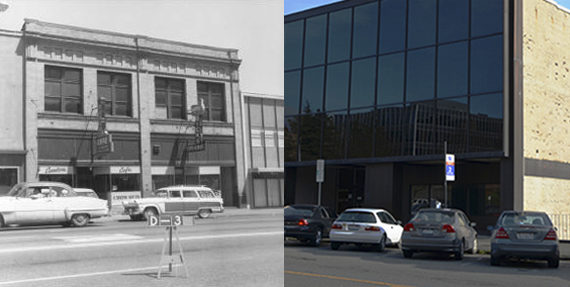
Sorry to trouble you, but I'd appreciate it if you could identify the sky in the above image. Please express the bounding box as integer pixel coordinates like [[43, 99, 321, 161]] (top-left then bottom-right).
[[0, 0, 284, 96]]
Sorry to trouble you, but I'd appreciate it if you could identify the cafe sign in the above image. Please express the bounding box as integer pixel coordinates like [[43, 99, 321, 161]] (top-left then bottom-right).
[[110, 166, 141, 174]]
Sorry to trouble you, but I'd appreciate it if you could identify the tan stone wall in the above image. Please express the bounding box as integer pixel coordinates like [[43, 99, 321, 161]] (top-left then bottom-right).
[[524, 176, 570, 213], [522, 0, 570, 163]]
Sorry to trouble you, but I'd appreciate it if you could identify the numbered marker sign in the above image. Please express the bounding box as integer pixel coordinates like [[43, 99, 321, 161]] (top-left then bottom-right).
[[445, 154, 455, 181], [148, 215, 184, 226]]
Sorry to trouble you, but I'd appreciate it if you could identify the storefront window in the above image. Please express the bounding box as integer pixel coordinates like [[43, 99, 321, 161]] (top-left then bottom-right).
[[0, 168, 18, 195], [39, 174, 73, 186], [200, 175, 220, 190], [152, 175, 173, 190], [111, 174, 140, 191]]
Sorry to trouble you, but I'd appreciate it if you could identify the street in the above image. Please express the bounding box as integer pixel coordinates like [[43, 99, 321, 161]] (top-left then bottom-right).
[[285, 241, 570, 287], [0, 209, 283, 287]]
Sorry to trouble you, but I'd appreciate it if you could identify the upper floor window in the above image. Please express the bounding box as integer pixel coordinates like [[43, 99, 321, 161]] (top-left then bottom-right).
[[97, 72, 132, 117], [197, 82, 226, 122], [44, 66, 83, 114], [155, 77, 186, 119]]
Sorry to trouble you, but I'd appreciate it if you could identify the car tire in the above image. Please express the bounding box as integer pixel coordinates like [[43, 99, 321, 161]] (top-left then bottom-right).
[[548, 257, 559, 268], [454, 240, 464, 260], [469, 238, 478, 254], [130, 215, 143, 221], [70, 214, 90, 227], [403, 250, 413, 258], [198, 209, 212, 219], [311, 229, 322, 247], [490, 255, 500, 266], [377, 235, 386, 252], [143, 208, 158, 220], [331, 242, 340, 250]]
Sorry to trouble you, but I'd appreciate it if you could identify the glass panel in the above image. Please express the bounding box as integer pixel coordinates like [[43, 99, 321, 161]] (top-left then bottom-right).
[[379, 0, 406, 54], [45, 67, 61, 80], [63, 83, 81, 98], [285, 71, 301, 115], [197, 82, 208, 93], [45, 97, 61, 112], [435, 97, 468, 154], [328, 8, 351, 63], [210, 83, 223, 94], [115, 103, 128, 116], [437, 41, 468, 98], [97, 73, 111, 85], [325, 62, 349, 111], [64, 69, 81, 82], [285, 116, 299, 161], [263, 100, 276, 128], [115, 87, 129, 102], [304, 14, 327, 67], [471, 0, 503, 37], [45, 81, 61, 98], [169, 79, 184, 92], [115, 74, 131, 86], [469, 93, 503, 152], [299, 113, 322, 161], [353, 2, 378, 58], [350, 57, 376, 109], [211, 109, 225, 121], [155, 78, 166, 90], [470, 35, 503, 94], [170, 106, 184, 119], [408, 0, 436, 49], [438, 0, 468, 43], [348, 108, 374, 158], [406, 47, 435, 102], [248, 98, 263, 128], [276, 102, 284, 129], [103, 100, 112, 115], [98, 86, 111, 101], [301, 66, 324, 114], [171, 92, 183, 105], [401, 101, 436, 155], [64, 99, 81, 113], [155, 90, 167, 106], [375, 105, 403, 157], [322, 110, 348, 160], [210, 94, 224, 108], [378, 52, 404, 105], [285, 20, 304, 70]]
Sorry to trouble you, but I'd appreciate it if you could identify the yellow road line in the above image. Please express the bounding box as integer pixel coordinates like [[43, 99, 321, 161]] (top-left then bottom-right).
[[285, 270, 413, 287]]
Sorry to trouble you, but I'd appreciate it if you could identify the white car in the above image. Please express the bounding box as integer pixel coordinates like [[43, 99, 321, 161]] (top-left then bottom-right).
[[0, 182, 109, 228], [330, 208, 403, 251], [73, 188, 99, 199], [122, 185, 224, 221]]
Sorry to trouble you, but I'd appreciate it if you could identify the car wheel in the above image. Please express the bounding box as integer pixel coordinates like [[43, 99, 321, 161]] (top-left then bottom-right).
[[70, 214, 90, 227], [130, 215, 143, 221], [331, 242, 340, 250], [490, 255, 500, 266], [377, 235, 386, 252], [144, 208, 158, 220], [311, 229, 322, 247], [454, 240, 464, 260], [198, 209, 212, 219], [403, 250, 413, 258], [548, 258, 559, 268], [469, 238, 478, 254]]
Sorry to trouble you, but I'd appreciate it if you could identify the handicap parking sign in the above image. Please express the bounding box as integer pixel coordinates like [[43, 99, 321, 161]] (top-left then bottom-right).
[[445, 154, 455, 181]]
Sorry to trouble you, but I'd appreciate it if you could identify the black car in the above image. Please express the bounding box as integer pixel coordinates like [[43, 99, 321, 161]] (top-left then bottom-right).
[[284, 204, 335, 246]]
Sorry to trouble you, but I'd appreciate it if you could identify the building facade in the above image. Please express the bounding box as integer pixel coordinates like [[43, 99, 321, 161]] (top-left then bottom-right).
[[0, 19, 251, 208], [285, 0, 570, 234]]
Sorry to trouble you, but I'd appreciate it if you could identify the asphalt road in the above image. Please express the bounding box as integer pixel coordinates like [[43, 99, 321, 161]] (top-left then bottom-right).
[[0, 212, 283, 287], [285, 241, 570, 287]]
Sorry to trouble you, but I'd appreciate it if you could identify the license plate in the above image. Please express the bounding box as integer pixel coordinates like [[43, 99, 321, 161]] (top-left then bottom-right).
[[422, 229, 434, 234], [348, 225, 360, 231], [517, 232, 534, 240]]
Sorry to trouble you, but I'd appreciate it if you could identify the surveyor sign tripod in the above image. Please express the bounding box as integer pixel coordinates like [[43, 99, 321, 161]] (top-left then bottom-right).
[[148, 214, 191, 278]]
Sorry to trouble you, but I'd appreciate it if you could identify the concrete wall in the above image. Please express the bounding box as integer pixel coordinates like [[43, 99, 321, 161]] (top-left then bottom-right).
[[522, 0, 570, 213], [0, 31, 24, 151]]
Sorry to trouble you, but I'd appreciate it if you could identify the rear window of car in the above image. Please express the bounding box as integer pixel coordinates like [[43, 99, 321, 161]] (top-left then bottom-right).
[[198, 190, 215, 198], [500, 213, 552, 226], [413, 211, 454, 224], [336, 211, 377, 223], [284, 206, 315, 217]]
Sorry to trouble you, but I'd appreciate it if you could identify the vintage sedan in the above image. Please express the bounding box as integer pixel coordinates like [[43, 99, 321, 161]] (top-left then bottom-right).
[[490, 211, 559, 268], [123, 185, 224, 221], [0, 182, 109, 228]]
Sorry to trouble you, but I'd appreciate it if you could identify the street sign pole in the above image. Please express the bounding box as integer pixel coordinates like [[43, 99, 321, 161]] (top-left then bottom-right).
[[444, 141, 447, 207], [316, 159, 325, 205], [444, 142, 456, 208]]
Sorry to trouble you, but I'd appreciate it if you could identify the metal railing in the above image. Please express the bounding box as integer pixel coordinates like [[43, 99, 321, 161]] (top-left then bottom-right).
[[550, 214, 570, 241]]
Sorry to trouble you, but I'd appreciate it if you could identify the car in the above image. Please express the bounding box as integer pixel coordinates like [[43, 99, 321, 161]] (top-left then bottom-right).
[[0, 182, 109, 228], [401, 208, 477, 260], [73, 188, 99, 199], [329, 208, 403, 252], [122, 185, 224, 221], [284, 204, 335, 246], [490, 210, 559, 268]]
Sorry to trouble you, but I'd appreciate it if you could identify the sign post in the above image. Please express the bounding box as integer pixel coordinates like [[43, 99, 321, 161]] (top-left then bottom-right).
[[148, 214, 189, 278], [316, 159, 324, 205], [444, 141, 455, 207]]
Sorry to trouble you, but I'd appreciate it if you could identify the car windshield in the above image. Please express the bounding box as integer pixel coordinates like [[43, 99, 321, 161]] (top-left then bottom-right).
[[500, 213, 552, 226], [413, 211, 454, 224], [6, 184, 25, 197], [284, 206, 315, 217], [336, 211, 377, 223]]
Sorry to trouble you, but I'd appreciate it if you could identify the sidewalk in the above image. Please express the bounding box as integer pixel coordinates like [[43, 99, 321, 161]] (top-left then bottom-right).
[[477, 235, 570, 260], [101, 206, 283, 221]]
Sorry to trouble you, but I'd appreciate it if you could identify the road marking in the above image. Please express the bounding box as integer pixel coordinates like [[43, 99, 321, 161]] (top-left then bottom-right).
[[53, 233, 143, 243], [0, 231, 282, 254], [285, 270, 413, 287], [0, 265, 184, 285]]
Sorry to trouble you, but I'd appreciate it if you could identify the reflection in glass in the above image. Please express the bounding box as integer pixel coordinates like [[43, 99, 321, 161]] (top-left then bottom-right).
[[353, 2, 378, 58], [375, 105, 403, 157], [285, 116, 299, 162], [471, 0, 503, 37], [435, 97, 468, 154], [379, 0, 406, 53], [401, 101, 436, 155], [285, 20, 304, 70], [322, 110, 348, 160], [302, 67, 325, 114], [328, 9, 351, 63], [470, 35, 503, 94], [299, 113, 323, 161], [378, 53, 405, 105], [348, 108, 374, 158], [326, 62, 349, 111], [304, 15, 327, 67], [438, 0, 468, 43], [406, 48, 435, 102], [285, 71, 301, 115], [469, 93, 503, 152], [437, 41, 468, 98], [350, 57, 376, 109], [408, 0, 436, 49]]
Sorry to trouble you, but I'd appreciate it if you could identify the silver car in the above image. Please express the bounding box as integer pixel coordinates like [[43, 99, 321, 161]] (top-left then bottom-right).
[[490, 211, 559, 268], [401, 208, 477, 260]]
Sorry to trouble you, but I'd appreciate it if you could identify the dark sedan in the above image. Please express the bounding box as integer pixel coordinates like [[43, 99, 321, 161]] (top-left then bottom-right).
[[490, 211, 559, 268], [284, 204, 335, 246]]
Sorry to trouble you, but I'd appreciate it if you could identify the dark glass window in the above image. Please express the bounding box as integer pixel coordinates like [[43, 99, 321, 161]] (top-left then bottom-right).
[[304, 15, 327, 67], [437, 41, 468, 98], [408, 0, 436, 49], [471, 0, 503, 37], [328, 8, 352, 63], [350, 57, 376, 109], [348, 108, 374, 158], [378, 52, 405, 105], [435, 97, 468, 154], [285, 71, 301, 115], [401, 101, 436, 155], [375, 105, 404, 157], [299, 113, 322, 161], [470, 93, 503, 119], [353, 2, 378, 58], [44, 66, 83, 114], [198, 82, 226, 121], [155, 77, 185, 119], [325, 62, 349, 111], [470, 35, 503, 94], [322, 110, 348, 160], [379, 0, 406, 53], [285, 116, 299, 161], [285, 20, 304, 70], [301, 66, 324, 114], [469, 93, 503, 152], [97, 72, 132, 117], [438, 0, 469, 43], [406, 47, 435, 102]]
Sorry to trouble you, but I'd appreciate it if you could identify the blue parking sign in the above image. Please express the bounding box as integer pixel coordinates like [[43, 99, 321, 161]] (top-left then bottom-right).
[[445, 154, 455, 181]]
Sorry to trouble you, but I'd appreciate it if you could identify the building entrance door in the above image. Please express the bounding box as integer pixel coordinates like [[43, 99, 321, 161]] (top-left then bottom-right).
[[335, 167, 365, 213]]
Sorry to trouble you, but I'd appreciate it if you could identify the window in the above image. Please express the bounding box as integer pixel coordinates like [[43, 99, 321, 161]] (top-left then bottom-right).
[[328, 8, 351, 63], [155, 77, 186, 119], [379, 0, 406, 53], [170, 190, 182, 198], [406, 47, 435, 102], [198, 190, 215, 198], [0, 167, 18, 195], [97, 72, 132, 116], [350, 57, 376, 108], [437, 41, 468, 98], [197, 82, 226, 121], [320, 207, 329, 219], [285, 71, 301, 115], [378, 53, 405, 105], [301, 66, 325, 113], [285, 20, 304, 70], [183, 190, 198, 198], [304, 14, 327, 67], [45, 65, 83, 114], [408, 0, 436, 49], [325, 62, 349, 111], [353, 2, 378, 58]]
